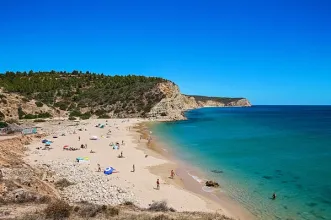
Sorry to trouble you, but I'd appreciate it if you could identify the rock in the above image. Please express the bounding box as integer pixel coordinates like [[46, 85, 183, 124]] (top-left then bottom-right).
[[205, 180, 220, 188]]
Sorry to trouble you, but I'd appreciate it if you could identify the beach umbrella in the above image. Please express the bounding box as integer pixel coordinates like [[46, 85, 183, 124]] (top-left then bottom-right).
[[104, 167, 114, 175], [42, 139, 48, 143], [63, 145, 69, 150], [90, 136, 98, 140], [45, 141, 51, 146]]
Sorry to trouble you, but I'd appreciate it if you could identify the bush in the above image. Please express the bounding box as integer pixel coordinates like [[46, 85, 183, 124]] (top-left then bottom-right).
[[0, 121, 8, 128], [44, 200, 71, 220], [80, 112, 91, 120], [69, 110, 82, 117], [148, 201, 170, 212], [98, 114, 110, 119], [34, 119, 46, 122], [18, 107, 26, 119], [22, 97, 30, 103], [54, 101, 69, 111], [55, 178, 74, 188], [76, 203, 105, 218], [69, 116, 76, 121], [104, 206, 119, 218], [0, 111, 5, 121], [35, 101, 43, 107]]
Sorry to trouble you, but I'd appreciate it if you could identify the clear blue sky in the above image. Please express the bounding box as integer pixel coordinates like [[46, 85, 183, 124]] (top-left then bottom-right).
[[1, 0, 330, 105]]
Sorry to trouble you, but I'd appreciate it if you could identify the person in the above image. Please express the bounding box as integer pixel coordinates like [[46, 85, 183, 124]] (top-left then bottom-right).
[[272, 193, 276, 200], [97, 164, 101, 172], [132, 164, 135, 172], [85, 144, 87, 149], [78, 136, 80, 141], [120, 151, 123, 158], [156, 179, 160, 190], [170, 170, 175, 179]]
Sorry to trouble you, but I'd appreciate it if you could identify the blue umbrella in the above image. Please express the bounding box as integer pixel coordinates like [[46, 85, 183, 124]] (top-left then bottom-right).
[[104, 167, 114, 175], [42, 139, 48, 143]]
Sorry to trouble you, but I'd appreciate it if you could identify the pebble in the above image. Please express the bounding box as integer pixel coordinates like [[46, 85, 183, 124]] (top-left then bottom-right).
[[41, 159, 137, 206]]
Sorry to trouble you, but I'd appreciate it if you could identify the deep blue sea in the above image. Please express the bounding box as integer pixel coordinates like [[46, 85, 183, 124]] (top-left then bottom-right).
[[150, 106, 331, 220]]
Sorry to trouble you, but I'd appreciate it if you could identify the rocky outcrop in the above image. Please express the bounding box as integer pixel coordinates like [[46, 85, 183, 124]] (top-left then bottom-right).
[[147, 82, 251, 120], [0, 89, 62, 121]]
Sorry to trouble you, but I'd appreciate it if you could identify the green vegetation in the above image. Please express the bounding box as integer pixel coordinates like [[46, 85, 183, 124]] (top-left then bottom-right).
[[186, 95, 244, 105], [17, 107, 52, 119], [0, 71, 167, 117], [0, 121, 8, 128], [35, 101, 43, 107]]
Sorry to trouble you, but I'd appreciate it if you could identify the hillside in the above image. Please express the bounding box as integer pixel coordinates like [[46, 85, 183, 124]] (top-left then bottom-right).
[[0, 71, 251, 121]]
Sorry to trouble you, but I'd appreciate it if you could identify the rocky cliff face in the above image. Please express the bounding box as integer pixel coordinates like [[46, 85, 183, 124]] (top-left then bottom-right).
[[147, 82, 251, 120]]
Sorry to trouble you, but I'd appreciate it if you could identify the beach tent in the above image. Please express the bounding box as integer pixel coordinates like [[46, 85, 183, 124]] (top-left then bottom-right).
[[45, 141, 52, 146], [90, 136, 98, 140], [104, 167, 115, 175], [100, 125, 105, 128], [42, 139, 48, 143]]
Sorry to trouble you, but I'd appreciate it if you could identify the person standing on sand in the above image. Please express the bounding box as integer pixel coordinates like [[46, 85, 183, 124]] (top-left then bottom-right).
[[78, 136, 80, 141], [156, 179, 160, 190], [170, 170, 175, 179], [97, 164, 101, 172], [132, 164, 135, 172]]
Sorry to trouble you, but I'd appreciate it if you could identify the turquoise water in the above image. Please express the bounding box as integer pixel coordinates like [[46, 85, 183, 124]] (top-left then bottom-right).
[[151, 106, 331, 220]]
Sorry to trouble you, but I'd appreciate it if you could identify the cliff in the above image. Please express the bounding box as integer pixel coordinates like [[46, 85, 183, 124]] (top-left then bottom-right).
[[147, 82, 251, 120], [0, 72, 251, 121]]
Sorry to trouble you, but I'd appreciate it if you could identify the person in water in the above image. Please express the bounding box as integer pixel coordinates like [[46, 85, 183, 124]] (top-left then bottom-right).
[[272, 192, 276, 200]]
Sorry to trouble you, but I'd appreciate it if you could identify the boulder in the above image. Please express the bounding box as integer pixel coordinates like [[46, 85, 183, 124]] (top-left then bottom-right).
[[205, 180, 219, 188]]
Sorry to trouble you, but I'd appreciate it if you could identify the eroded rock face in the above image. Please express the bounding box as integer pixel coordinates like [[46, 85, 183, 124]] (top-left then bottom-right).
[[148, 82, 251, 120]]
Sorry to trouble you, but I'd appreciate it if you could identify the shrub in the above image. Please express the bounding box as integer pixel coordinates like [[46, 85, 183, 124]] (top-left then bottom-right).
[[152, 214, 171, 220], [69, 116, 76, 121], [34, 119, 46, 122], [69, 110, 82, 117], [54, 101, 69, 111], [22, 97, 30, 103], [35, 101, 43, 107], [0, 111, 5, 121], [104, 206, 119, 217], [123, 201, 134, 206], [80, 112, 91, 120], [55, 178, 74, 188], [44, 200, 71, 220], [18, 107, 26, 119], [0, 121, 8, 128], [148, 201, 170, 212], [98, 114, 110, 119], [76, 203, 105, 218]]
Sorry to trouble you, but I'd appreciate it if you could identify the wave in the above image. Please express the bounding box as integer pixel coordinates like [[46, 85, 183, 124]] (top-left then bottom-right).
[[187, 171, 205, 183]]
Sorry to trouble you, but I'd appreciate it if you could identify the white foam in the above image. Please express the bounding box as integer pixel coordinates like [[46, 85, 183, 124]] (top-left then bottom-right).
[[188, 172, 204, 183], [202, 186, 215, 193]]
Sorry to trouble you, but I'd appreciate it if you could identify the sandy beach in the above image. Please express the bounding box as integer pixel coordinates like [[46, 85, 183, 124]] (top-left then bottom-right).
[[24, 118, 253, 219]]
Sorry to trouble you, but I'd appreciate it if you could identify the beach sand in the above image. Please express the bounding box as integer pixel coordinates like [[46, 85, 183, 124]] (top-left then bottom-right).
[[25, 118, 254, 219]]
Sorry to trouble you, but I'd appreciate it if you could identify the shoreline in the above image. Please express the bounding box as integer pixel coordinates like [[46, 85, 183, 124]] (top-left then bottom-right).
[[23, 118, 237, 216], [137, 122, 255, 220]]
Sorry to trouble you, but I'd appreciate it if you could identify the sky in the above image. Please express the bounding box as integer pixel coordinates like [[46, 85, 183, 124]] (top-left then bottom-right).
[[1, 0, 330, 105]]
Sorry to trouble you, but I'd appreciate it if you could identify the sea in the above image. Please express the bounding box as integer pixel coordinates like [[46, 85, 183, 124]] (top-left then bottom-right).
[[150, 105, 331, 220]]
